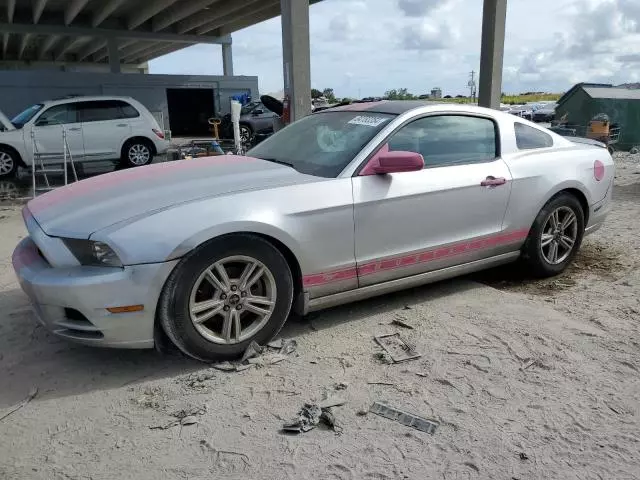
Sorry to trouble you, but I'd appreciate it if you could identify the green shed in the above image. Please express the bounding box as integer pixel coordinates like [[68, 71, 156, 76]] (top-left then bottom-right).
[[556, 83, 640, 151]]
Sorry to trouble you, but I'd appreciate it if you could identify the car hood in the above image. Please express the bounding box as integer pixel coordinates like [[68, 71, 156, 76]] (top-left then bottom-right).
[[0, 110, 15, 131], [26, 155, 321, 238]]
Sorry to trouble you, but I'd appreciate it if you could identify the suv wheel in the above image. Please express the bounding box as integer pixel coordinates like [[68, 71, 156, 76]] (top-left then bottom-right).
[[123, 140, 153, 168], [0, 148, 18, 178]]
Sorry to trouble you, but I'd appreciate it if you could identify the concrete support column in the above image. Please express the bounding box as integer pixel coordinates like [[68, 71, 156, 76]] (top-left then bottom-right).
[[222, 42, 233, 76], [280, 0, 311, 122], [478, 0, 507, 109], [107, 37, 121, 74]]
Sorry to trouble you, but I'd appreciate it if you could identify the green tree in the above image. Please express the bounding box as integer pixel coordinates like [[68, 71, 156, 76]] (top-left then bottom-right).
[[322, 88, 336, 103], [385, 88, 415, 100], [311, 88, 323, 99]]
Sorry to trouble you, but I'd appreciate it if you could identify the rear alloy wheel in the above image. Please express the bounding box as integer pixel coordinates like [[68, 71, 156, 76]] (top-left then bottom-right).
[[0, 149, 17, 178], [125, 142, 152, 167], [159, 234, 293, 362], [522, 193, 584, 277]]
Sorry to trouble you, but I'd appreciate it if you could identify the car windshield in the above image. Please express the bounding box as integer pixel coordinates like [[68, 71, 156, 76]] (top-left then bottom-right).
[[240, 102, 261, 115], [247, 111, 395, 177], [11, 104, 44, 128]]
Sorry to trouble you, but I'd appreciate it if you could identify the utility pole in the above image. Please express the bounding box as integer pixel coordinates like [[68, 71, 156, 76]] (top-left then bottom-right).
[[468, 70, 477, 103]]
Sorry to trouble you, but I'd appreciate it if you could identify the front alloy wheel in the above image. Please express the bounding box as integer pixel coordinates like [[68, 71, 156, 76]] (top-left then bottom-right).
[[189, 256, 277, 345], [159, 234, 293, 362], [0, 150, 16, 177]]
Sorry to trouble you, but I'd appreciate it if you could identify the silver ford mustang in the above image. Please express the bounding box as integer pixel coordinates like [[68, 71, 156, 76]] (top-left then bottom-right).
[[12, 102, 614, 361]]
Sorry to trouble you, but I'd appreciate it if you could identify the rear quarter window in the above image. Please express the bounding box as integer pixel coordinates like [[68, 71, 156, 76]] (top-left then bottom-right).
[[515, 122, 554, 150]]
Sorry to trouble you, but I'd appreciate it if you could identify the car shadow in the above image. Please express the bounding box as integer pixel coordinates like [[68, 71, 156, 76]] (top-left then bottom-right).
[[0, 278, 484, 408], [0, 288, 202, 408]]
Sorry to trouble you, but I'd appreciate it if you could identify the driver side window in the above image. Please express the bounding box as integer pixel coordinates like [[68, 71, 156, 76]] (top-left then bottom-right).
[[35, 104, 77, 127], [387, 115, 498, 168]]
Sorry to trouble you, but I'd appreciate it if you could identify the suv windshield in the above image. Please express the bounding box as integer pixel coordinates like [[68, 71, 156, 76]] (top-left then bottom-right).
[[11, 104, 44, 128], [247, 111, 395, 177]]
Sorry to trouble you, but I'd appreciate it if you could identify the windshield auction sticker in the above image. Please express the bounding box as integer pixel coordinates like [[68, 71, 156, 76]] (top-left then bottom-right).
[[347, 115, 389, 127]]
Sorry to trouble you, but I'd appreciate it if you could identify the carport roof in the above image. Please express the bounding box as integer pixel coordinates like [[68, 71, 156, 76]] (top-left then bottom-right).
[[0, 0, 322, 67]]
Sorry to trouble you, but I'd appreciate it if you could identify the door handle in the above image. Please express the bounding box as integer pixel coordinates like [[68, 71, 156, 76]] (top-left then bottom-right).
[[67, 127, 81, 131], [116, 123, 128, 127], [481, 176, 507, 187]]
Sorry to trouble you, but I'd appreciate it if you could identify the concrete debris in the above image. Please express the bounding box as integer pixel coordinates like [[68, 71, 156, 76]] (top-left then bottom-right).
[[180, 415, 198, 426], [240, 341, 264, 363], [334, 382, 349, 390], [369, 401, 439, 435], [282, 401, 344, 434], [391, 317, 414, 329]]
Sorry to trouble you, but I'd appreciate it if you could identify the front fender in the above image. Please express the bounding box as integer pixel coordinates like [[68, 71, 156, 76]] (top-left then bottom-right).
[[168, 220, 304, 263]]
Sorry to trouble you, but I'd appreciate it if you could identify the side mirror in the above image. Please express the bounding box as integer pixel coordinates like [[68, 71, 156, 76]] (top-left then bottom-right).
[[371, 151, 424, 174]]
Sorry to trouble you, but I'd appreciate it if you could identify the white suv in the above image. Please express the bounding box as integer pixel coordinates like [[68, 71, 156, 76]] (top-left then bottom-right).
[[0, 96, 169, 178]]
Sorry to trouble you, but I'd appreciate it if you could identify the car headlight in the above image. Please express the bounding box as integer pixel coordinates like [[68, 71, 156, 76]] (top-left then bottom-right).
[[63, 239, 123, 267]]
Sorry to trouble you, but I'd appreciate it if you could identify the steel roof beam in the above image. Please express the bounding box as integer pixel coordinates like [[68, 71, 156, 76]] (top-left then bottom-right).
[[37, 34, 59, 59], [33, 0, 48, 23], [197, 1, 278, 35], [127, 0, 181, 30], [92, 0, 127, 27], [76, 38, 106, 61], [18, 33, 30, 59], [152, 0, 221, 32], [0, 22, 231, 44], [93, 39, 136, 61], [177, 0, 262, 34], [217, 3, 280, 35], [54, 36, 86, 61], [65, 0, 90, 25]]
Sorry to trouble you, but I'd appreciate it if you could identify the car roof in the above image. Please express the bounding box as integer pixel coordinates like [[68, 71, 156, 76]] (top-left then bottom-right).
[[322, 100, 508, 118], [42, 95, 136, 106]]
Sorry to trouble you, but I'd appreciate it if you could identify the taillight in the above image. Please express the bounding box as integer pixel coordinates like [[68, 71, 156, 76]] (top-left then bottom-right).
[[152, 128, 165, 139], [594, 160, 605, 181]]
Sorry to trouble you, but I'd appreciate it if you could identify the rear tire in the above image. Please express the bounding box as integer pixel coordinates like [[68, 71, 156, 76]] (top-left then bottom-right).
[[522, 193, 585, 277], [159, 234, 293, 362], [122, 139, 153, 168], [0, 147, 18, 178]]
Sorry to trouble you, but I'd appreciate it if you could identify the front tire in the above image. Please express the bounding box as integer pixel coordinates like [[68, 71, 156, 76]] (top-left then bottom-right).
[[522, 193, 585, 277], [159, 234, 293, 362], [239, 124, 253, 145], [122, 139, 153, 168], [0, 147, 18, 178]]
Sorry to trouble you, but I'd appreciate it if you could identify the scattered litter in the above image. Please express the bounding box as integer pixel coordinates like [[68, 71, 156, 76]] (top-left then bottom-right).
[[282, 401, 343, 434], [240, 341, 264, 362], [464, 462, 480, 473], [335, 382, 349, 390], [211, 361, 238, 372], [403, 305, 412, 310], [356, 409, 368, 416], [367, 382, 396, 387], [519, 452, 529, 461], [374, 352, 393, 364], [267, 353, 288, 365], [415, 372, 429, 378], [278, 339, 298, 355], [180, 415, 198, 426], [391, 317, 414, 329], [369, 401, 439, 435], [374, 333, 422, 363], [319, 395, 347, 409], [0, 387, 38, 422], [149, 405, 206, 430]]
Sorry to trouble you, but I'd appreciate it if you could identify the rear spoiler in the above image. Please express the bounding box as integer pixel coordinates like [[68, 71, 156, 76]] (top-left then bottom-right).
[[565, 136, 607, 149]]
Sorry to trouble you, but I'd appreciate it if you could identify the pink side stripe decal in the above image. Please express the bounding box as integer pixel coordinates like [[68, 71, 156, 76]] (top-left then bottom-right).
[[302, 229, 529, 287]]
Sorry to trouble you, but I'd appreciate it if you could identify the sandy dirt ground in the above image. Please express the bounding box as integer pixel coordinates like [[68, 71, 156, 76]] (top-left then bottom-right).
[[0, 153, 639, 480]]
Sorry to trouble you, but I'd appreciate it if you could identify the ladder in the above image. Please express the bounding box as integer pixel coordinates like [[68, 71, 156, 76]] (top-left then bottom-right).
[[31, 128, 78, 198]]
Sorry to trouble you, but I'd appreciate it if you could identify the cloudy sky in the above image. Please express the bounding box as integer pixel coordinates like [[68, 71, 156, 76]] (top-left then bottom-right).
[[149, 0, 640, 98]]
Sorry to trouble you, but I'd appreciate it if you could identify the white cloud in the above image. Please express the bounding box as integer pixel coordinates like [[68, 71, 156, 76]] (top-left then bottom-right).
[[150, 0, 640, 98]]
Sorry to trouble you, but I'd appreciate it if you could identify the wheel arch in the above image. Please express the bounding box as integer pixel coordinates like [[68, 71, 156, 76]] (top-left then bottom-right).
[[166, 222, 306, 311], [543, 185, 590, 226], [0, 143, 26, 167]]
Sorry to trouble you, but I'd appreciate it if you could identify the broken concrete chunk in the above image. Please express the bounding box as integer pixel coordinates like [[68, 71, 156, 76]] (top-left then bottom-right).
[[369, 401, 438, 435]]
